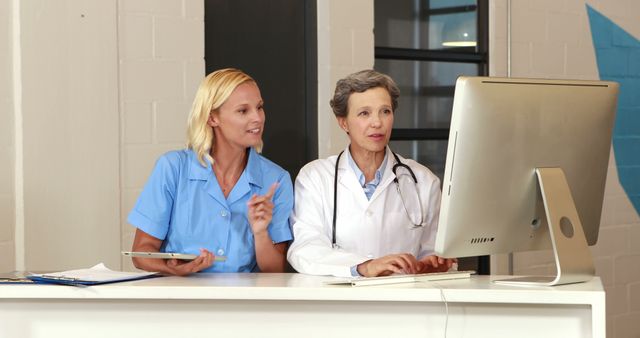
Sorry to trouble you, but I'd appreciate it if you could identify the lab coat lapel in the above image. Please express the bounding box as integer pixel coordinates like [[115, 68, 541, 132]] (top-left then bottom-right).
[[337, 149, 369, 207]]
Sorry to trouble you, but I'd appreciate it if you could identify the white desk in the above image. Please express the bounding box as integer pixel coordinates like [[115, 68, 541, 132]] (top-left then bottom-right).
[[0, 274, 604, 338]]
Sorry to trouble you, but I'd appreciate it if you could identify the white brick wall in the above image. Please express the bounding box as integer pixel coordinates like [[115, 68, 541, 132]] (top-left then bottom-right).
[[491, 1, 640, 337], [0, 0, 14, 273], [12, 0, 122, 271], [117, 0, 204, 271]]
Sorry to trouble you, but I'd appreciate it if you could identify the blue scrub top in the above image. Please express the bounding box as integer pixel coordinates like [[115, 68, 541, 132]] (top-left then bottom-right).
[[127, 148, 294, 272]]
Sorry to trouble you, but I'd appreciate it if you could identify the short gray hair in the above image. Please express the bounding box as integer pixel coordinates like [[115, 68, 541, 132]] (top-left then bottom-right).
[[329, 69, 400, 118]]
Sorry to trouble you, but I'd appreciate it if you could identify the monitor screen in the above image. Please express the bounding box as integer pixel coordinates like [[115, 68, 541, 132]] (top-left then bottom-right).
[[434, 77, 618, 285]]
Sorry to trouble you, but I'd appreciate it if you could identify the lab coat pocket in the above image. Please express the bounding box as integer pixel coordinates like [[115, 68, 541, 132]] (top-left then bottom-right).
[[382, 211, 422, 255]]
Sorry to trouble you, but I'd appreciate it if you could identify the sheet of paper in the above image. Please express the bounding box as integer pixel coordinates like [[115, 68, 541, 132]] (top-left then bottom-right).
[[30, 263, 157, 283]]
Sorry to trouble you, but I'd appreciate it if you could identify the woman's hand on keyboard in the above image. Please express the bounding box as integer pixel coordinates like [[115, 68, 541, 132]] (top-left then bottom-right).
[[356, 253, 421, 277], [417, 255, 457, 273]]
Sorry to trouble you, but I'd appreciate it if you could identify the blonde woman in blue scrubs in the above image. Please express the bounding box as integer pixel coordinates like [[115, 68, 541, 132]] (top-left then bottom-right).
[[128, 68, 293, 276]]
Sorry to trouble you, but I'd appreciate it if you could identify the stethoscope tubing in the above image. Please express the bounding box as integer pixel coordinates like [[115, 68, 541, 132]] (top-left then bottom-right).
[[331, 149, 418, 247]]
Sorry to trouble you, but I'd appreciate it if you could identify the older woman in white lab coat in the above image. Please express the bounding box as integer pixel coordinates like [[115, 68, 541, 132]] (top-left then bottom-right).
[[287, 70, 455, 277]]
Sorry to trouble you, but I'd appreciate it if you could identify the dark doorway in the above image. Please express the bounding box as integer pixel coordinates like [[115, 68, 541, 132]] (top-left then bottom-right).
[[205, 0, 318, 179]]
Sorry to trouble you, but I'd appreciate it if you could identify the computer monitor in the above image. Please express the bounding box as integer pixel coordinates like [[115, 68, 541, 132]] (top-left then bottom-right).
[[434, 76, 619, 286]]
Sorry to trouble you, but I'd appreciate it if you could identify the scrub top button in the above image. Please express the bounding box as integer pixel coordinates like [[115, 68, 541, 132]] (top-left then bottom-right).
[[221, 210, 228, 217], [217, 249, 225, 256]]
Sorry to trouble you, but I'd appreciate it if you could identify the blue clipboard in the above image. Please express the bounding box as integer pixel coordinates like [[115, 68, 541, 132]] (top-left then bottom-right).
[[27, 273, 160, 286], [26, 263, 161, 286]]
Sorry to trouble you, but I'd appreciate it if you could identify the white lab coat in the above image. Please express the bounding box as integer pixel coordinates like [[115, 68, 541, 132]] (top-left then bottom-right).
[[287, 146, 441, 277]]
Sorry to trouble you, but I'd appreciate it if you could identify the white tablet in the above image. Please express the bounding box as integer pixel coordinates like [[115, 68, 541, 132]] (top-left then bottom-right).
[[122, 251, 227, 262]]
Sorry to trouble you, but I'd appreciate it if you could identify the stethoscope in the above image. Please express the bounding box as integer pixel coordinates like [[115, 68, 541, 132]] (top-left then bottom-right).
[[331, 150, 423, 248]]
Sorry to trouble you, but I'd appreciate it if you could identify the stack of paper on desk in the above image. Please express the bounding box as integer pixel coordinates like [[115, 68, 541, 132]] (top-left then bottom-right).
[[0, 271, 36, 284], [27, 263, 159, 286]]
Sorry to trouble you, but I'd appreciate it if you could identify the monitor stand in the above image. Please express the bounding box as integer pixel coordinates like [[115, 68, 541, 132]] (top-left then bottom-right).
[[494, 167, 596, 286]]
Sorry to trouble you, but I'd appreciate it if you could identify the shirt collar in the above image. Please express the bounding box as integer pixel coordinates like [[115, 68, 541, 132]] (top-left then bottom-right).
[[188, 149, 212, 180], [244, 147, 263, 189], [187, 147, 263, 188], [346, 147, 388, 187]]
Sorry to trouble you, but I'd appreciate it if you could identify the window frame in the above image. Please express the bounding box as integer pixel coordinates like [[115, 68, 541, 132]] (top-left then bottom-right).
[[375, 0, 488, 142]]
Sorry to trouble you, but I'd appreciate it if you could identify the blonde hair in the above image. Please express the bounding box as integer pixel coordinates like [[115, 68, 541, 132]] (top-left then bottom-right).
[[187, 68, 257, 167]]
